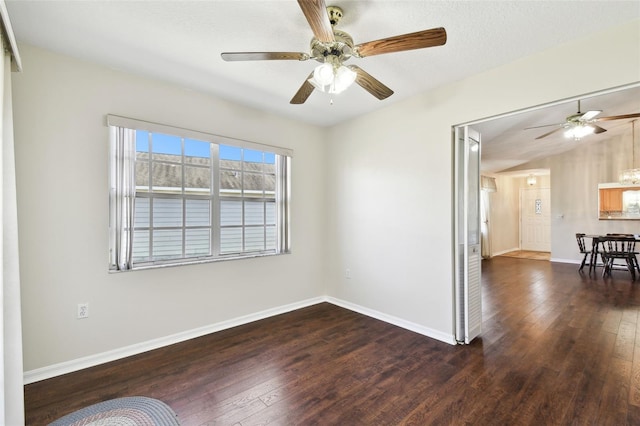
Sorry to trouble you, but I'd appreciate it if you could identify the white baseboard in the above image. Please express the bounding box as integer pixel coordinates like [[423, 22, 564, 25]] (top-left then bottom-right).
[[550, 258, 580, 264], [23, 296, 325, 385], [326, 297, 457, 345], [23, 296, 456, 384], [492, 247, 520, 256]]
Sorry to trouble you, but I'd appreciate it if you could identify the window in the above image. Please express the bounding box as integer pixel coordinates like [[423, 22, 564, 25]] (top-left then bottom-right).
[[108, 115, 291, 271]]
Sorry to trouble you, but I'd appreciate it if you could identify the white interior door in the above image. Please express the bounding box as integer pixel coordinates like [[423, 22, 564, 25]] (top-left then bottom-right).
[[453, 126, 482, 344], [520, 187, 551, 252]]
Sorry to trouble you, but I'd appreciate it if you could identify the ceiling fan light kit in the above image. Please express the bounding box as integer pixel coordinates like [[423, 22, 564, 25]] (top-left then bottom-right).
[[221, 0, 447, 104], [308, 58, 357, 95], [530, 100, 640, 141], [563, 123, 595, 140]]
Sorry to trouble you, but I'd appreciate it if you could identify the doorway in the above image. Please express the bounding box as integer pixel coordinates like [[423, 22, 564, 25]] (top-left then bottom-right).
[[452, 82, 640, 344]]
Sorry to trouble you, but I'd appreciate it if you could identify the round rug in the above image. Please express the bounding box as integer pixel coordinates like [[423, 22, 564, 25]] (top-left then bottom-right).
[[48, 396, 180, 426]]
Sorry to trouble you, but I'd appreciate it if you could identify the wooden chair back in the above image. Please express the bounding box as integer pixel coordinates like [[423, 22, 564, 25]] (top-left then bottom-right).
[[575, 233, 588, 253]]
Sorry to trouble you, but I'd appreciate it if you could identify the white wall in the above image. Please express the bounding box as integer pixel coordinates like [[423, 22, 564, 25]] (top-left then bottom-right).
[[13, 45, 327, 372], [324, 20, 640, 339]]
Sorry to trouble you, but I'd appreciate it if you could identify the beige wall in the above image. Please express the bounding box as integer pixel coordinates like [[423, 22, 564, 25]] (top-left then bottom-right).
[[13, 45, 327, 372]]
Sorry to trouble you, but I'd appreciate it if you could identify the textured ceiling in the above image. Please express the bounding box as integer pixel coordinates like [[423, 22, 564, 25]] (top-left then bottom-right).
[[475, 84, 640, 173], [5, 1, 640, 172]]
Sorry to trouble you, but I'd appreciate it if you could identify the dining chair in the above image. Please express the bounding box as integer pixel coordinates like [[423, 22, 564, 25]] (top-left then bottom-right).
[[600, 236, 638, 280], [606, 233, 640, 273], [575, 233, 592, 272]]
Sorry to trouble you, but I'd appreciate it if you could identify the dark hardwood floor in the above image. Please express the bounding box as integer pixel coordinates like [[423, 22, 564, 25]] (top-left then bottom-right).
[[25, 257, 640, 425]]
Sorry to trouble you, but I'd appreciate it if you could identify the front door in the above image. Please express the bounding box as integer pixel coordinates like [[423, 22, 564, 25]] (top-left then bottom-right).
[[521, 187, 551, 252]]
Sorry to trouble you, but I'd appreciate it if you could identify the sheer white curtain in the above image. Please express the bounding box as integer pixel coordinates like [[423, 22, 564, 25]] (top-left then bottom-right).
[[276, 155, 291, 254], [0, 2, 24, 422], [109, 126, 136, 271], [480, 191, 492, 258], [480, 176, 496, 259]]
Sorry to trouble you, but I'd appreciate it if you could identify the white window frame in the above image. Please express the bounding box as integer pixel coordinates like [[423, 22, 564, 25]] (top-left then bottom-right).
[[108, 115, 292, 271]]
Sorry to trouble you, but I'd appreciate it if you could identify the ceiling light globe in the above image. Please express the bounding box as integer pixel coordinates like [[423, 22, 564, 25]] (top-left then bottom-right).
[[332, 66, 357, 94], [313, 63, 334, 86]]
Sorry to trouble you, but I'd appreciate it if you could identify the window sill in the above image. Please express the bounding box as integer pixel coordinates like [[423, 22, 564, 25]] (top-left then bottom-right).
[[109, 250, 290, 273]]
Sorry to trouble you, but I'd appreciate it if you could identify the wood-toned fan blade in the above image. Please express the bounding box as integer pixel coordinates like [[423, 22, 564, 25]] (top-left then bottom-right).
[[591, 124, 607, 134], [349, 65, 394, 100], [354, 27, 447, 58], [297, 0, 335, 43], [221, 52, 309, 61], [535, 127, 563, 140], [290, 73, 315, 104], [595, 113, 640, 122]]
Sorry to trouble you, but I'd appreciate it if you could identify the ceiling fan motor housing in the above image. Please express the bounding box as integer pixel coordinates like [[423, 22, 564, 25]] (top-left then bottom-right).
[[310, 29, 354, 64]]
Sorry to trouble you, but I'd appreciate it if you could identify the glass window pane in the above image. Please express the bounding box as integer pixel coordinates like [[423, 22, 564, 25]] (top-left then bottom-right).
[[135, 130, 149, 154], [245, 227, 265, 251], [153, 198, 183, 227], [186, 229, 210, 257], [264, 174, 275, 198], [244, 149, 263, 163], [220, 170, 242, 194], [134, 197, 150, 228], [266, 202, 275, 225], [152, 163, 182, 193], [264, 163, 275, 174], [220, 200, 242, 226], [243, 150, 263, 172], [132, 230, 150, 262], [185, 139, 211, 169], [245, 201, 264, 225], [186, 199, 210, 226], [244, 172, 264, 197], [136, 130, 149, 161], [152, 133, 181, 156], [136, 161, 149, 192], [220, 145, 241, 161], [185, 166, 210, 193], [153, 229, 182, 260], [266, 225, 276, 250], [264, 152, 275, 164], [220, 227, 242, 254]]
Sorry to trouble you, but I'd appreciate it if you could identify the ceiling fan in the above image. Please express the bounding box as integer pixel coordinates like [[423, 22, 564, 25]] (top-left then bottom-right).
[[528, 100, 640, 140], [221, 0, 447, 104]]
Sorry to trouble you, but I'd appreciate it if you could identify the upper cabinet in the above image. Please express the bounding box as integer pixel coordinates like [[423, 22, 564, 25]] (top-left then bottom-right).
[[599, 183, 640, 220]]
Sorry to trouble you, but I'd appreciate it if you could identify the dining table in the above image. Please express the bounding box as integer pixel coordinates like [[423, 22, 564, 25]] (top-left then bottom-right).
[[584, 234, 640, 277]]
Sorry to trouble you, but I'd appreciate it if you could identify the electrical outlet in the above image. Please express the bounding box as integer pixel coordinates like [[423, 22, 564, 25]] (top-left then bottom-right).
[[345, 268, 351, 279], [77, 303, 89, 319]]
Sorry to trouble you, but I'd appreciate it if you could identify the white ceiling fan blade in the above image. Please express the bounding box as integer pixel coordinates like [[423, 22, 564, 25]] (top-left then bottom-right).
[[580, 110, 602, 121]]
